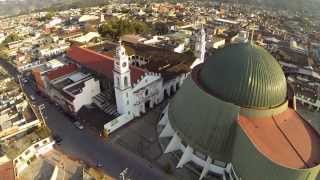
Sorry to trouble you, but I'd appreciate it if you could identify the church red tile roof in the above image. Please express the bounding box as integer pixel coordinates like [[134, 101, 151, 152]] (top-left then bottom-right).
[[0, 161, 15, 180], [66, 46, 146, 85]]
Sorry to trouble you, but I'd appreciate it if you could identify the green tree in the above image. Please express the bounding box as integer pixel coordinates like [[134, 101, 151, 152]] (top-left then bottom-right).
[[0, 45, 9, 60], [153, 22, 169, 35], [98, 18, 149, 40], [2, 33, 21, 45], [37, 11, 55, 21]]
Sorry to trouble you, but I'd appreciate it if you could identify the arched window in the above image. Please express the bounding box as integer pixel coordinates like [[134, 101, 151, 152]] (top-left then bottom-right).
[[124, 76, 128, 87]]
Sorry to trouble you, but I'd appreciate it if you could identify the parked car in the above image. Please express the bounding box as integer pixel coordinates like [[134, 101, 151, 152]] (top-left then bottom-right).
[[96, 161, 103, 168], [30, 95, 36, 101], [73, 121, 84, 130], [52, 134, 63, 145], [22, 78, 28, 83]]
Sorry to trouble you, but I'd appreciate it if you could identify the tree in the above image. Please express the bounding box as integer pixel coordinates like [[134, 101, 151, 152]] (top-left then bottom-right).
[[98, 18, 150, 40], [153, 22, 169, 35], [37, 11, 55, 22], [2, 33, 21, 45]]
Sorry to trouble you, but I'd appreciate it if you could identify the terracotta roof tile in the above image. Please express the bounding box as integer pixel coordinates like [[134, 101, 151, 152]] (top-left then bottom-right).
[[67, 46, 146, 85], [0, 161, 15, 180], [47, 64, 78, 81]]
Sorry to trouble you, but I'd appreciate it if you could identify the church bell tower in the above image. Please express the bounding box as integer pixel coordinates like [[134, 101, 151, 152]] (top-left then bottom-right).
[[114, 40, 132, 115], [194, 25, 206, 64]]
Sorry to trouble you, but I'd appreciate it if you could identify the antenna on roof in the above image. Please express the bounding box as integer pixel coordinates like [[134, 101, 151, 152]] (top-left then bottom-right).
[[250, 24, 255, 44]]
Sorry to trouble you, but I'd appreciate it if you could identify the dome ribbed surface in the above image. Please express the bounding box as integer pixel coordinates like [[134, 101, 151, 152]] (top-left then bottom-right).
[[199, 43, 287, 108]]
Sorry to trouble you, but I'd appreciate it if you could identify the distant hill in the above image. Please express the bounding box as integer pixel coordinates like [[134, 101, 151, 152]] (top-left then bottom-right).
[[0, 0, 108, 16], [1, 0, 320, 16], [221, 0, 320, 15]]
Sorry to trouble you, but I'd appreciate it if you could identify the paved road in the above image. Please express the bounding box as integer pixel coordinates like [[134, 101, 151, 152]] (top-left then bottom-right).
[[0, 59, 170, 180], [28, 85, 168, 180]]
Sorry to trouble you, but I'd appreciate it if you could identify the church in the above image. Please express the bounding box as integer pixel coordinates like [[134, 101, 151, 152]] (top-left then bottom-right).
[[66, 27, 206, 133], [158, 43, 320, 180]]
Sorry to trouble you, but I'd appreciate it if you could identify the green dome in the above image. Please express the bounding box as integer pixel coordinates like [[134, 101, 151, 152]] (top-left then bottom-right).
[[199, 43, 287, 109]]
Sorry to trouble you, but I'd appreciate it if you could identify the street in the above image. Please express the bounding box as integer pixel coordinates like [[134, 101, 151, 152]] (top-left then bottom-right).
[[0, 58, 170, 180]]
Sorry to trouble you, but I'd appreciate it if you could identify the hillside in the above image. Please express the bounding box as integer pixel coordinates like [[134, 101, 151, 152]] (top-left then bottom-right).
[[0, 0, 108, 16], [1, 0, 320, 16]]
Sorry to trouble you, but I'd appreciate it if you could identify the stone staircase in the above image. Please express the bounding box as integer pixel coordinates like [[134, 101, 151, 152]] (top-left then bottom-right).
[[93, 93, 120, 116]]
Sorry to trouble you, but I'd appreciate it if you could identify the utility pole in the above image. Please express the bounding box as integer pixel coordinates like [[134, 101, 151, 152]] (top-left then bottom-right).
[[120, 168, 131, 180], [250, 23, 256, 44]]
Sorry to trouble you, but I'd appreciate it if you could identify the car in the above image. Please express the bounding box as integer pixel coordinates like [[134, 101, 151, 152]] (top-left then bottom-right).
[[96, 161, 103, 168], [30, 95, 36, 101], [52, 134, 63, 145], [73, 121, 84, 130], [22, 78, 28, 83]]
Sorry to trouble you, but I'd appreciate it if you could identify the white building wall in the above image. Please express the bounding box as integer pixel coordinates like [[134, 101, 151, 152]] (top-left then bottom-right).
[[131, 73, 163, 117], [213, 39, 226, 49], [72, 78, 101, 112], [39, 44, 70, 58], [115, 88, 132, 115], [163, 75, 185, 97], [14, 137, 54, 177]]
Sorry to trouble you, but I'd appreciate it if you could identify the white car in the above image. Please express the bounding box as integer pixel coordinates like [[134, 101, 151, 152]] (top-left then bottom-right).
[[30, 95, 36, 101], [74, 121, 84, 130]]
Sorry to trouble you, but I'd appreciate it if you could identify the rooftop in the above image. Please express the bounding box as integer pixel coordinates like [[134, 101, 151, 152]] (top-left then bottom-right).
[[0, 161, 15, 180], [51, 71, 92, 99], [67, 46, 146, 85], [1, 127, 50, 159], [102, 41, 195, 80], [199, 43, 287, 109], [238, 108, 320, 169]]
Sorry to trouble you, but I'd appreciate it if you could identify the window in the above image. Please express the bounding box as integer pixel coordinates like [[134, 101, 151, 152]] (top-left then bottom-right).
[[117, 77, 120, 87], [127, 100, 129, 105], [195, 150, 206, 160], [124, 76, 128, 87], [25, 150, 30, 155], [160, 113, 164, 119], [145, 89, 149, 96], [34, 144, 40, 148], [214, 160, 227, 168], [43, 140, 48, 144]]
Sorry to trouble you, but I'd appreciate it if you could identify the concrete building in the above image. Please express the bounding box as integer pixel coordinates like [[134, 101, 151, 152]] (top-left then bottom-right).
[[32, 60, 74, 92], [33, 61, 100, 113], [38, 43, 70, 59], [158, 43, 320, 180], [48, 71, 100, 113]]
